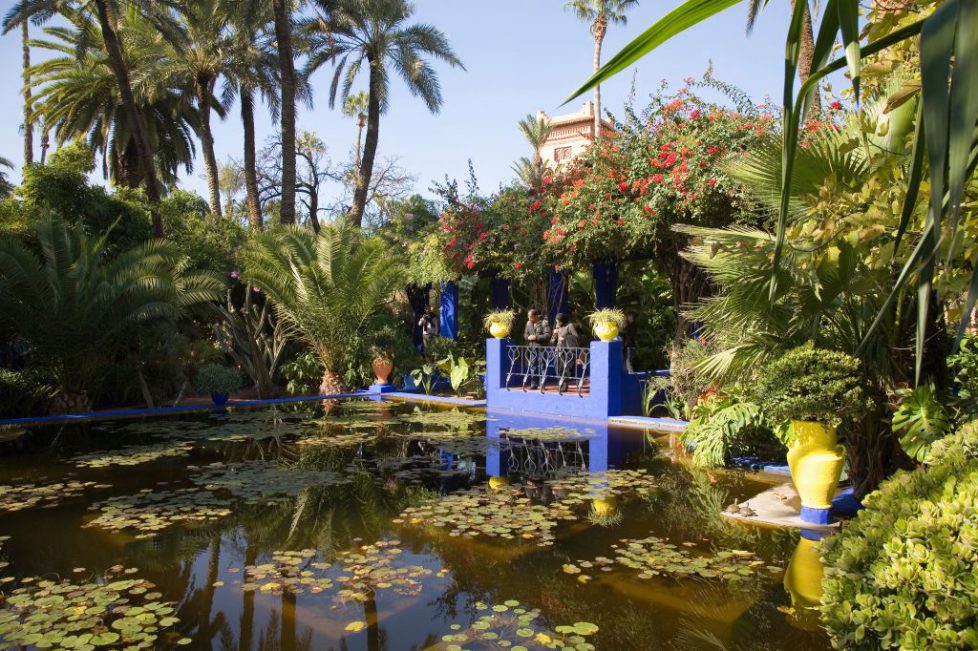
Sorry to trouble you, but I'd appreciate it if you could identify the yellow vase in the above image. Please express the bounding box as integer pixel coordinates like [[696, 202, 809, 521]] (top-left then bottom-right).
[[489, 322, 510, 339], [590, 495, 618, 517], [783, 535, 824, 631], [488, 476, 510, 491], [594, 321, 619, 342], [787, 420, 846, 512]]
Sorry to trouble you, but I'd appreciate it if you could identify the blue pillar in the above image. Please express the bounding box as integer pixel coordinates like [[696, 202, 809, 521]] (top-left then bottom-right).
[[440, 281, 458, 339], [590, 339, 623, 417], [490, 273, 511, 310], [593, 261, 619, 310], [548, 270, 570, 325]]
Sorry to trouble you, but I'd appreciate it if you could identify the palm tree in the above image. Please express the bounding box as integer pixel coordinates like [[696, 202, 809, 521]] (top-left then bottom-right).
[[512, 112, 553, 187], [21, 19, 33, 166], [156, 0, 246, 218], [225, 0, 280, 231], [0, 157, 14, 198], [304, 0, 464, 228], [242, 222, 403, 395], [0, 218, 223, 412], [564, 0, 638, 137], [27, 7, 200, 190], [4, 0, 165, 235], [747, 0, 817, 110], [272, 0, 297, 226], [343, 90, 369, 174]]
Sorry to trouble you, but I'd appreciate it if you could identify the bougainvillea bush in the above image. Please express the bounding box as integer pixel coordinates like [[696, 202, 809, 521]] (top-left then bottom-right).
[[542, 78, 774, 270], [819, 421, 978, 649]]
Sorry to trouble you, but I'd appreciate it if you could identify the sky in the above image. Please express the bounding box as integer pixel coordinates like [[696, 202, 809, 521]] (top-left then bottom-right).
[[0, 0, 797, 205]]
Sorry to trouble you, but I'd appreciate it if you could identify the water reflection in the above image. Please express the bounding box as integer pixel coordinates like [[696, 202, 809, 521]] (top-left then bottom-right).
[[0, 402, 830, 650]]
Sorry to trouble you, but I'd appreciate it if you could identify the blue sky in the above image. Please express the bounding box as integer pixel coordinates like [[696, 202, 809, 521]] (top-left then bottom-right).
[[0, 0, 795, 202]]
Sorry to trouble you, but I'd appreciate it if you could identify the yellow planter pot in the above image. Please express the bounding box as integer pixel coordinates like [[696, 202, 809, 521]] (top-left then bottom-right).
[[783, 535, 824, 631], [593, 321, 619, 342], [787, 420, 846, 512], [488, 322, 511, 339]]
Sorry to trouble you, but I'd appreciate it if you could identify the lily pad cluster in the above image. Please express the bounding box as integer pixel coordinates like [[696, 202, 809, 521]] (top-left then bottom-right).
[[294, 431, 379, 448], [438, 599, 600, 650], [547, 469, 659, 506], [0, 479, 110, 513], [85, 487, 233, 537], [70, 442, 193, 469], [190, 461, 351, 503], [242, 549, 334, 595], [333, 539, 433, 602], [394, 484, 576, 546], [0, 564, 189, 650], [566, 536, 779, 584], [400, 408, 485, 430]]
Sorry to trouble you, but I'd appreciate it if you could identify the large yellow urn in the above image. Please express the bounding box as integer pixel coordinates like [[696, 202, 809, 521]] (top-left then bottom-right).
[[593, 321, 619, 342], [489, 322, 511, 339], [783, 534, 824, 631], [787, 420, 845, 523]]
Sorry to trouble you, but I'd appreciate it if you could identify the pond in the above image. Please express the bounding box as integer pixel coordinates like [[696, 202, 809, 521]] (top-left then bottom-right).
[[0, 400, 830, 650]]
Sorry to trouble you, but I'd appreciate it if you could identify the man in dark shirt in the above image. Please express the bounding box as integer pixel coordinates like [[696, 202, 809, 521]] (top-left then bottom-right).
[[523, 309, 551, 388]]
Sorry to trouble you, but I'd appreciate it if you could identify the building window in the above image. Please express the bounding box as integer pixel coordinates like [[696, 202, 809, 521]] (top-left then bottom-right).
[[554, 146, 572, 162]]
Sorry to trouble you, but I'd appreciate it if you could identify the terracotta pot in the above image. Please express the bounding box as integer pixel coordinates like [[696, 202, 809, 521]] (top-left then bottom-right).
[[372, 357, 394, 384]]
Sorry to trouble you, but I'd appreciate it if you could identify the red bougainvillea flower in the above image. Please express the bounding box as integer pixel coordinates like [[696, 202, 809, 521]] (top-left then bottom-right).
[[465, 255, 474, 269], [829, 101, 843, 110], [542, 176, 552, 185], [530, 200, 542, 211], [617, 181, 629, 193], [652, 173, 664, 183], [707, 178, 716, 187], [578, 219, 587, 229]]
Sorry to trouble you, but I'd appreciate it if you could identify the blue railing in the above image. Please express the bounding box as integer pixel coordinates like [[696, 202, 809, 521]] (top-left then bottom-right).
[[504, 345, 590, 396]]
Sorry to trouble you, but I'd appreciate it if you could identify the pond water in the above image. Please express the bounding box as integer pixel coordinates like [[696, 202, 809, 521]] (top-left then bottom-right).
[[0, 400, 830, 650]]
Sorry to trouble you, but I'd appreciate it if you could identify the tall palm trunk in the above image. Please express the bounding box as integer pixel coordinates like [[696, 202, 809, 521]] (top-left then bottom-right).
[[351, 58, 382, 229], [273, 0, 297, 226], [240, 89, 262, 230], [196, 78, 223, 218], [21, 20, 33, 167], [92, 0, 163, 235], [591, 17, 607, 138], [354, 113, 365, 175]]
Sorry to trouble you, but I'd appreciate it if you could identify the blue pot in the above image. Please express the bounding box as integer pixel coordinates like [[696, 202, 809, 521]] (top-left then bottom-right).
[[211, 392, 230, 406]]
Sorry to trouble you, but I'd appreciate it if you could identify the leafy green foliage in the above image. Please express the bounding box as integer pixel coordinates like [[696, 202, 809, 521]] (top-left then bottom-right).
[[892, 384, 953, 462], [410, 364, 437, 395], [0, 368, 51, 418], [820, 421, 978, 649], [192, 364, 242, 395], [242, 222, 403, 392], [281, 350, 323, 395], [753, 343, 871, 428], [482, 309, 515, 330], [949, 334, 978, 420], [680, 393, 781, 467], [0, 219, 222, 407]]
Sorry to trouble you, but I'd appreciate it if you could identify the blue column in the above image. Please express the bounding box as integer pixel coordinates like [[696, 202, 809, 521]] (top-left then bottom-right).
[[593, 261, 619, 310], [548, 270, 569, 325], [490, 273, 511, 309], [589, 339, 623, 417], [440, 281, 458, 339]]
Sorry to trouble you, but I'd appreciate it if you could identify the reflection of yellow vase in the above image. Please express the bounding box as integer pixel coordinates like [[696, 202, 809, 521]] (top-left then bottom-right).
[[784, 536, 824, 631], [489, 322, 510, 339], [488, 476, 510, 491], [594, 322, 619, 342], [787, 421, 846, 519], [590, 495, 618, 517]]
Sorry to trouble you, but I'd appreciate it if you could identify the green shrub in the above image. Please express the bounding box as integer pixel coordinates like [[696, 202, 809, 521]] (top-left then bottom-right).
[[820, 422, 978, 649], [281, 351, 323, 395], [679, 388, 785, 467], [949, 334, 978, 420], [892, 384, 954, 462], [193, 364, 242, 395], [0, 369, 52, 418], [668, 337, 721, 417], [753, 343, 871, 428]]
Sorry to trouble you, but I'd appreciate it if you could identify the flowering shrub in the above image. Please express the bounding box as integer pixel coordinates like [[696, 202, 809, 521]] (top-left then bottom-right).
[[543, 80, 773, 269]]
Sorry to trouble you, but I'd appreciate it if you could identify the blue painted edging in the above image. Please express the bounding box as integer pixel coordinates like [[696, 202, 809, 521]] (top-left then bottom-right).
[[383, 392, 486, 408], [0, 391, 376, 427], [728, 456, 792, 477]]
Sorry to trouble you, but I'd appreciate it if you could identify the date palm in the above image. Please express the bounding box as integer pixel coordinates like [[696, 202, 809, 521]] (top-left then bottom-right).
[[564, 0, 638, 137], [272, 0, 298, 226], [27, 7, 200, 190], [242, 222, 403, 395], [0, 218, 223, 412], [305, 0, 464, 228], [513, 112, 553, 187], [4, 0, 165, 234]]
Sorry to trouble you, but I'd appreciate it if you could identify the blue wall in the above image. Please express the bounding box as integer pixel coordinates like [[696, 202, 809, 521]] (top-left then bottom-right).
[[593, 261, 619, 309], [440, 281, 459, 339], [485, 338, 647, 418]]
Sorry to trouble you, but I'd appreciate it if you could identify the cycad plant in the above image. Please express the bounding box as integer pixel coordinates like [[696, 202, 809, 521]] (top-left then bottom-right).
[[0, 219, 223, 412], [242, 222, 403, 395]]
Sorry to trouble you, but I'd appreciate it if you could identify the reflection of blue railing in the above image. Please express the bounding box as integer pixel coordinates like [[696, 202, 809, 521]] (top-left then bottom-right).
[[504, 345, 590, 396]]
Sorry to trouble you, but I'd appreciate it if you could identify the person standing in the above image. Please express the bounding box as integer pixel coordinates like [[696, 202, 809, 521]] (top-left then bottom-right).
[[622, 312, 638, 373], [551, 313, 579, 391], [418, 306, 438, 350], [523, 308, 551, 388]]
